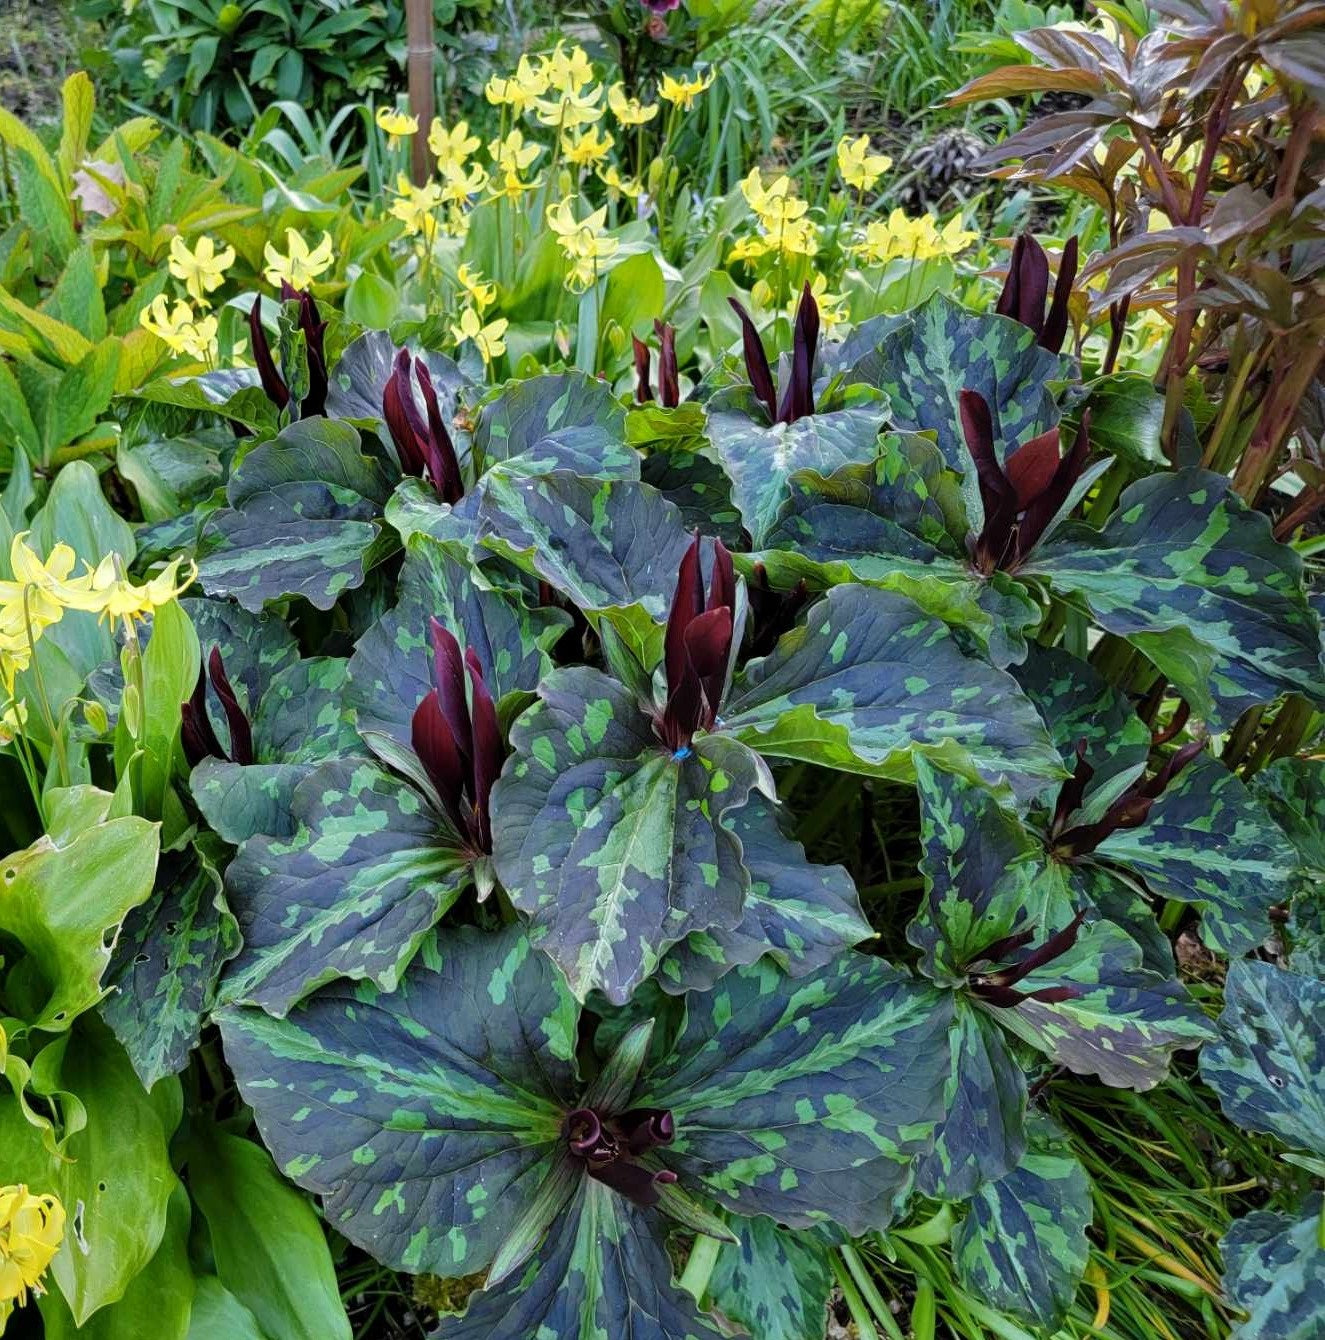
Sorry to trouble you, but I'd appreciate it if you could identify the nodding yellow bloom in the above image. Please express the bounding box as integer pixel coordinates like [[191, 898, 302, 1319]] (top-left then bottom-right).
[[375, 106, 419, 143], [546, 199, 618, 292], [740, 168, 807, 226], [561, 126, 614, 169], [488, 129, 542, 177], [727, 234, 771, 264], [429, 119, 480, 173], [542, 41, 595, 95], [456, 264, 497, 313], [0, 1185, 65, 1326], [439, 161, 489, 205], [796, 275, 849, 336], [608, 82, 658, 127], [598, 164, 642, 202], [0, 699, 27, 746], [389, 174, 443, 240], [0, 533, 80, 646], [54, 553, 195, 628], [534, 84, 605, 130], [836, 133, 892, 193], [849, 209, 976, 266], [485, 56, 549, 114], [262, 229, 334, 290], [658, 67, 715, 111], [450, 306, 509, 363], [138, 295, 218, 361], [167, 234, 235, 306]]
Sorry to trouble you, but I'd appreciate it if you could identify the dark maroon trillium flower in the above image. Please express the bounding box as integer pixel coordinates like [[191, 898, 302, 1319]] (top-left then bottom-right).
[[727, 281, 819, 425], [411, 619, 502, 855], [248, 283, 329, 417], [641, 0, 682, 11], [382, 349, 465, 504], [565, 1105, 678, 1207], [1050, 739, 1204, 860], [967, 909, 1087, 1008], [960, 389, 1091, 575], [181, 647, 254, 767], [632, 319, 680, 407], [996, 231, 1079, 356], [657, 532, 736, 755]]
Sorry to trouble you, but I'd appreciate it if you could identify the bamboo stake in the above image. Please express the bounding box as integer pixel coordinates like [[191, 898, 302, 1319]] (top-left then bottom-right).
[[406, 0, 435, 186]]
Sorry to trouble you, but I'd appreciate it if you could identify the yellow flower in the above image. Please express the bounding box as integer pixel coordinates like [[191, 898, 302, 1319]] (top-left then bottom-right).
[[488, 129, 542, 177], [658, 68, 716, 111], [0, 699, 27, 746], [167, 234, 235, 306], [561, 126, 614, 169], [138, 296, 217, 361], [543, 42, 595, 95], [485, 56, 549, 114], [375, 106, 419, 143], [836, 134, 892, 193], [54, 553, 194, 627], [598, 164, 642, 202], [608, 82, 658, 127], [534, 85, 604, 129], [850, 209, 974, 266], [456, 263, 496, 313], [451, 306, 509, 363], [389, 174, 443, 240], [438, 161, 489, 206], [429, 119, 480, 173], [546, 199, 618, 292], [262, 229, 334, 290], [741, 168, 807, 227], [728, 234, 771, 264], [795, 275, 848, 337], [0, 1185, 65, 1326]]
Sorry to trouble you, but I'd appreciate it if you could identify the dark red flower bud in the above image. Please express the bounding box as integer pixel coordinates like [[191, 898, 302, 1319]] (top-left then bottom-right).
[[970, 909, 1087, 1008], [632, 334, 653, 404], [996, 232, 1079, 355], [382, 350, 465, 503], [291, 286, 329, 417], [654, 319, 680, 408], [727, 297, 779, 424], [249, 298, 290, 411], [180, 646, 253, 766], [564, 1104, 678, 1208], [728, 284, 820, 425]]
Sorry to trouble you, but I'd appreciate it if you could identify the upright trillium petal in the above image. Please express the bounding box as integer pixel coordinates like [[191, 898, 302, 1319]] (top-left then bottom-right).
[[655, 319, 680, 408], [465, 650, 502, 853], [632, 335, 653, 403], [411, 690, 467, 836], [777, 282, 820, 424], [727, 297, 779, 423], [248, 298, 290, 410], [430, 618, 473, 766]]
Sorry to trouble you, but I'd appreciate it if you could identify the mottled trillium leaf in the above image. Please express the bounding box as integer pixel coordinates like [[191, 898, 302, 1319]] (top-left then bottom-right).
[[1221, 1196, 1325, 1340], [219, 758, 472, 1015], [1200, 960, 1325, 1156], [1027, 469, 1325, 729], [1254, 758, 1325, 971], [198, 418, 395, 613], [640, 446, 744, 546], [252, 656, 361, 763], [473, 370, 628, 470], [217, 925, 579, 1277], [707, 1217, 835, 1340], [953, 1114, 1092, 1331], [491, 666, 770, 1005], [864, 295, 1065, 467], [705, 403, 886, 545], [635, 956, 955, 1230], [1090, 753, 1293, 955], [326, 329, 473, 431], [721, 584, 1064, 807], [477, 472, 694, 669], [658, 793, 872, 994], [101, 846, 240, 1089], [432, 1182, 723, 1340], [182, 596, 301, 709], [191, 760, 316, 845], [347, 533, 567, 751]]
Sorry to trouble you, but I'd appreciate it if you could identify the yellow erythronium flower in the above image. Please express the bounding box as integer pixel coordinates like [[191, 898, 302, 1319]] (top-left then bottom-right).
[[534, 84, 604, 129], [389, 174, 443, 240], [375, 106, 419, 143], [439, 160, 489, 205], [850, 209, 976, 266], [741, 168, 807, 226], [546, 199, 618, 292], [429, 119, 481, 173], [0, 533, 80, 645], [137, 296, 217, 361], [0, 1185, 65, 1327], [608, 82, 658, 127], [56, 554, 195, 627], [561, 126, 614, 168], [488, 129, 542, 177], [797, 275, 849, 336], [658, 68, 715, 111], [167, 234, 235, 306], [543, 42, 595, 95], [456, 264, 496, 313], [598, 164, 642, 202], [836, 134, 893, 193], [0, 699, 27, 746], [262, 229, 334, 290], [485, 56, 549, 114], [450, 306, 509, 363]]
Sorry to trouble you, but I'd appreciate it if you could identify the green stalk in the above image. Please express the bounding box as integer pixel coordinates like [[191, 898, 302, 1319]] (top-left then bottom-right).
[[840, 1244, 904, 1340], [829, 1253, 883, 1340], [678, 1233, 724, 1304]]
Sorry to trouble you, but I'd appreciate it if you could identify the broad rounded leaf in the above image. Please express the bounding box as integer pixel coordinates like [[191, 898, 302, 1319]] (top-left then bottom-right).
[[1221, 1197, 1325, 1340], [252, 656, 362, 763], [707, 1218, 834, 1340]]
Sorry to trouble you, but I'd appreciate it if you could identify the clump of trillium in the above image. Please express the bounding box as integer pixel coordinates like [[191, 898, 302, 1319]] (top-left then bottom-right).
[[964, 909, 1086, 1008], [248, 282, 328, 417], [632, 319, 680, 407], [996, 230, 1079, 355], [382, 349, 466, 504], [728, 280, 819, 424], [655, 530, 737, 754], [411, 618, 502, 856], [564, 1105, 677, 1206], [181, 646, 253, 767]]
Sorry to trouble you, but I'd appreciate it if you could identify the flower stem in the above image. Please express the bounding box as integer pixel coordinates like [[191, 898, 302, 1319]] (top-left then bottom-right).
[[678, 1232, 724, 1304]]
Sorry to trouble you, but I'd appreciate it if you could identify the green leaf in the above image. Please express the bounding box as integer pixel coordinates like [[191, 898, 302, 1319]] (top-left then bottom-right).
[[1029, 469, 1325, 729], [658, 793, 872, 993], [1221, 1196, 1325, 1340], [721, 584, 1064, 806], [251, 656, 361, 763], [190, 760, 312, 845], [133, 369, 278, 434], [1080, 372, 1171, 471], [953, 1113, 1092, 1331], [347, 533, 566, 751], [1200, 959, 1325, 1157], [101, 847, 240, 1089], [182, 596, 301, 707], [219, 759, 470, 1015], [1254, 758, 1325, 972], [217, 925, 579, 1277], [640, 440, 744, 545], [185, 1277, 267, 1340], [343, 271, 398, 329], [198, 418, 394, 612], [492, 666, 771, 1004], [188, 1126, 351, 1340], [325, 329, 471, 429], [478, 471, 694, 669], [708, 1217, 834, 1340]]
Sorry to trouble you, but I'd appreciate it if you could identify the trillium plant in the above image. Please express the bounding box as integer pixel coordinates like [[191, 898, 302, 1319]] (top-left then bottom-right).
[[3, 212, 1324, 1340]]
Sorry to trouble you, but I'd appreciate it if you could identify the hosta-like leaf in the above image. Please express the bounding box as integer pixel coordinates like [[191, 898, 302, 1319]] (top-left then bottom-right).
[[706, 404, 885, 545], [658, 794, 872, 993], [1200, 960, 1325, 1156], [863, 295, 1064, 467], [219, 759, 471, 1015], [1221, 1197, 1325, 1340], [491, 667, 769, 1004], [198, 418, 394, 612], [478, 472, 693, 669], [721, 584, 1064, 806], [251, 656, 362, 763], [347, 533, 566, 750], [953, 1114, 1092, 1331], [473, 371, 628, 471], [707, 1217, 834, 1340], [101, 846, 240, 1089], [636, 955, 954, 1230], [218, 925, 579, 1276], [432, 1182, 722, 1339], [1029, 469, 1325, 728], [191, 760, 312, 845]]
